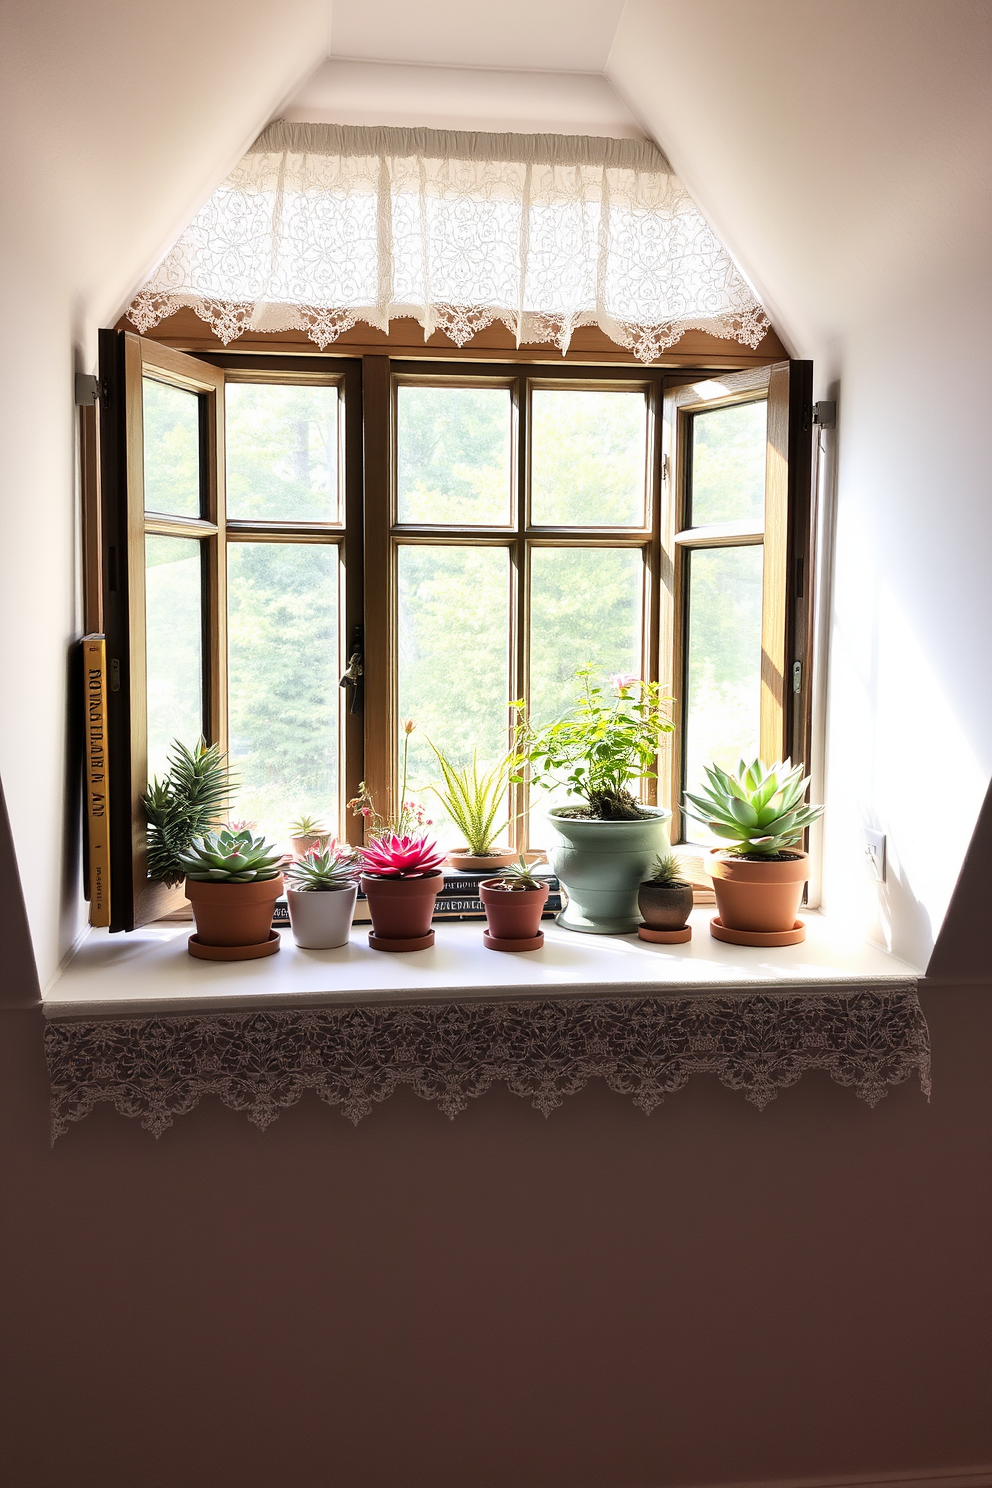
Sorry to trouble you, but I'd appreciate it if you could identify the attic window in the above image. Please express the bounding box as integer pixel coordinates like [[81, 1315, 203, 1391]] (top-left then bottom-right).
[[126, 123, 769, 362]]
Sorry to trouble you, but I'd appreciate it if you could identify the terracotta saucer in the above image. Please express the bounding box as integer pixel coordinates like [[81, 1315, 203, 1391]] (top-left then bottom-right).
[[709, 917, 805, 947], [188, 930, 281, 960], [368, 930, 435, 951], [483, 930, 544, 952], [638, 924, 692, 943]]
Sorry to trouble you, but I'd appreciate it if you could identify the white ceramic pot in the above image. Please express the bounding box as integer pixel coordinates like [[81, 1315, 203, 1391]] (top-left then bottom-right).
[[286, 884, 358, 949]]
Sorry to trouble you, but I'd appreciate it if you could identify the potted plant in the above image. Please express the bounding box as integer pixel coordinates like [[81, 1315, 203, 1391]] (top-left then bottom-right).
[[143, 738, 235, 889], [427, 743, 515, 872], [479, 855, 550, 951], [684, 757, 823, 946], [511, 669, 675, 934], [360, 833, 447, 951], [285, 840, 360, 949], [179, 827, 286, 960], [638, 854, 694, 943], [288, 813, 332, 859]]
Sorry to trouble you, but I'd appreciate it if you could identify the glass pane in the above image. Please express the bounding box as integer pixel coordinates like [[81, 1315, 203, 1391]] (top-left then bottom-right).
[[226, 383, 339, 522], [689, 400, 766, 527], [227, 544, 339, 849], [531, 389, 647, 526], [143, 378, 201, 517], [145, 536, 203, 782], [683, 545, 763, 842], [397, 546, 511, 847], [396, 386, 512, 525], [529, 547, 643, 841]]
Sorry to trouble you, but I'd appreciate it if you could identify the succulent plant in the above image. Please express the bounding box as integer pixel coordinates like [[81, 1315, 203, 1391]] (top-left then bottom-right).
[[143, 739, 235, 886], [495, 855, 545, 890], [645, 853, 688, 885], [684, 758, 823, 857], [286, 841, 360, 892], [360, 833, 447, 879], [179, 828, 285, 883], [288, 813, 330, 839]]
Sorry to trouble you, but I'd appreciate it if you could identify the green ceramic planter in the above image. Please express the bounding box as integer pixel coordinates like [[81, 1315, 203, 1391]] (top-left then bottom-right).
[[546, 807, 672, 934]]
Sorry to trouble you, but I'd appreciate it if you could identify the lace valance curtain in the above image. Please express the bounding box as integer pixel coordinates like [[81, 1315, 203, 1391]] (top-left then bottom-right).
[[127, 122, 770, 361]]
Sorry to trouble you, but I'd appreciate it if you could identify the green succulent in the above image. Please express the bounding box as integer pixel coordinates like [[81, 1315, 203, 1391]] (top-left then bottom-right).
[[497, 855, 545, 890], [179, 828, 285, 883], [288, 814, 329, 839], [684, 758, 823, 857], [286, 843, 359, 892], [426, 742, 510, 855], [143, 739, 235, 887], [645, 853, 688, 885]]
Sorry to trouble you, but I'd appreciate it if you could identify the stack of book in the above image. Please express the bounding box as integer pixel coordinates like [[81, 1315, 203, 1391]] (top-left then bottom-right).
[[272, 868, 563, 928]]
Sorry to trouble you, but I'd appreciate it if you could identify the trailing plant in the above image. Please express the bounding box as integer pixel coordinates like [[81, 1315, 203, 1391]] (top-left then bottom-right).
[[360, 833, 447, 879], [348, 719, 433, 841], [511, 668, 674, 821], [143, 740, 235, 887], [426, 743, 510, 854], [493, 855, 544, 891], [644, 853, 689, 885], [286, 841, 360, 892], [683, 758, 824, 857], [288, 813, 330, 840], [179, 827, 285, 883]]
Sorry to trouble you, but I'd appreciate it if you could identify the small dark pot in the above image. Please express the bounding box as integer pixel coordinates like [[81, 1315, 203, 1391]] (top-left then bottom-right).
[[361, 872, 442, 951], [480, 879, 550, 943], [637, 880, 694, 931]]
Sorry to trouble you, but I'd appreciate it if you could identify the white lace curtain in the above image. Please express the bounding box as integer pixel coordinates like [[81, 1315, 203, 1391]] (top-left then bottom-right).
[[127, 122, 769, 362]]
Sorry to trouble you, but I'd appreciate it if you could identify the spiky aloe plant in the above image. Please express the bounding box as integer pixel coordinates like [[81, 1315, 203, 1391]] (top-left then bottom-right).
[[684, 758, 823, 857], [360, 833, 447, 879], [495, 855, 544, 890], [143, 740, 235, 887], [179, 828, 285, 883], [286, 841, 359, 892], [426, 743, 510, 855], [645, 853, 688, 885]]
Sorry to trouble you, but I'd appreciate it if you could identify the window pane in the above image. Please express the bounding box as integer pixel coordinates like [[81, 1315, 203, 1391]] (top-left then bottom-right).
[[531, 389, 647, 526], [397, 386, 512, 525], [227, 543, 339, 847], [145, 536, 203, 781], [226, 383, 339, 522], [397, 545, 511, 846], [529, 547, 643, 840], [689, 400, 766, 527], [143, 378, 201, 517], [683, 545, 763, 840]]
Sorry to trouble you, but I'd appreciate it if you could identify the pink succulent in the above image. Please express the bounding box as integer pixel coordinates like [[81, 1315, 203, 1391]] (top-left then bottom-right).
[[360, 832, 446, 878]]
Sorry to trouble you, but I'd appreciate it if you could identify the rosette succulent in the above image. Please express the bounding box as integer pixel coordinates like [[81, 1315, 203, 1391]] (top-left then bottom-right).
[[684, 758, 823, 857], [360, 833, 446, 878], [179, 828, 285, 883], [495, 855, 544, 890], [286, 841, 360, 892]]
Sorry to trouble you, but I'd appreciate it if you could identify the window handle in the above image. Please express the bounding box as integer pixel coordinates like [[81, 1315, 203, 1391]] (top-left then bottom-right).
[[339, 625, 363, 715]]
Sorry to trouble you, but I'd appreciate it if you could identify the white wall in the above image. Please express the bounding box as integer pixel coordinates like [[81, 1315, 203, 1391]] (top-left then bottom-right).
[[609, 0, 992, 967], [0, 0, 329, 985]]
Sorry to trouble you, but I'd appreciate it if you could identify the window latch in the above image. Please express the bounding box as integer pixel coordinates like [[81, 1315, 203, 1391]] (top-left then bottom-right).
[[339, 625, 364, 715]]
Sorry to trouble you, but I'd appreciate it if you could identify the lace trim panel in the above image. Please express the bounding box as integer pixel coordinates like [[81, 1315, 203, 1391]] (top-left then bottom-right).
[[47, 986, 929, 1140]]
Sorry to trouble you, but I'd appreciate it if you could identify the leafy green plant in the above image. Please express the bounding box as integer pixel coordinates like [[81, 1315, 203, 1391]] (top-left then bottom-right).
[[288, 814, 330, 839], [684, 758, 823, 857], [286, 841, 359, 892], [143, 740, 235, 887], [511, 668, 674, 820], [494, 855, 544, 891], [426, 742, 510, 854], [645, 853, 688, 885], [179, 828, 285, 883]]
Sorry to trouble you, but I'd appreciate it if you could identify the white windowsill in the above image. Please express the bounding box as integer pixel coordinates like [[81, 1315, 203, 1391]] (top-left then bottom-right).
[[43, 909, 919, 1020]]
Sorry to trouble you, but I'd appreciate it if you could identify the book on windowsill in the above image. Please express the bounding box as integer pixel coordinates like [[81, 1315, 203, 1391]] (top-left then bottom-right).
[[81, 634, 111, 927]]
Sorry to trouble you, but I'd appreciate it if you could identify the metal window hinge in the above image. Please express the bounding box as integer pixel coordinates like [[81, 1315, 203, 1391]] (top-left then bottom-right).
[[792, 660, 802, 694], [74, 373, 101, 407], [812, 400, 836, 429], [662, 453, 670, 482]]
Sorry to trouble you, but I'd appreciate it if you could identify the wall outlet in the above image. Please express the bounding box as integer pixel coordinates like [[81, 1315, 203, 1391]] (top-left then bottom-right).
[[864, 829, 886, 883]]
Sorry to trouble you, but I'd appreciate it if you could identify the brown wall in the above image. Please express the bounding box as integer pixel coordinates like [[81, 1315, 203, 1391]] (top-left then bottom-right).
[[2, 778, 990, 1488]]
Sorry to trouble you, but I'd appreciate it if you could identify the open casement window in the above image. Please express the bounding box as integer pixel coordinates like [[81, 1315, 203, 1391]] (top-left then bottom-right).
[[99, 330, 360, 931], [661, 361, 814, 859]]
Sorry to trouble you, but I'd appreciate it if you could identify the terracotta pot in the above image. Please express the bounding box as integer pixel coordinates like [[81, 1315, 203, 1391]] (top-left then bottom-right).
[[185, 874, 284, 958], [480, 879, 549, 950], [361, 872, 442, 951], [291, 833, 330, 860], [286, 884, 358, 949], [638, 880, 694, 931], [707, 850, 808, 941], [447, 848, 517, 874]]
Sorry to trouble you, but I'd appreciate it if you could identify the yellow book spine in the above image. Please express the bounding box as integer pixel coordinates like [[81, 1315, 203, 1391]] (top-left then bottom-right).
[[82, 635, 111, 927]]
